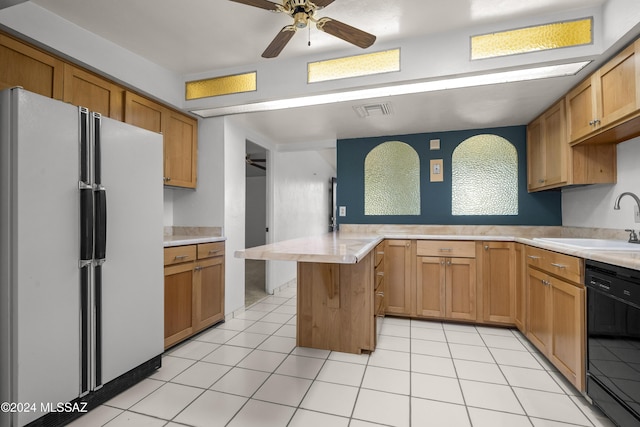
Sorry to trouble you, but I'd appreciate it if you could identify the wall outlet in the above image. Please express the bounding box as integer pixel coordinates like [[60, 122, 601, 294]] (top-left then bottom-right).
[[635, 205, 640, 223], [339, 206, 347, 217]]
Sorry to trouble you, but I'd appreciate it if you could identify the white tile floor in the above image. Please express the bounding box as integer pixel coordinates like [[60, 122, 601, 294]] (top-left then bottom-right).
[[70, 283, 616, 427]]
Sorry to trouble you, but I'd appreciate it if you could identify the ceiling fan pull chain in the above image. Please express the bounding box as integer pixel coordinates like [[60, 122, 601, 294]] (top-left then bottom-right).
[[308, 24, 311, 47]]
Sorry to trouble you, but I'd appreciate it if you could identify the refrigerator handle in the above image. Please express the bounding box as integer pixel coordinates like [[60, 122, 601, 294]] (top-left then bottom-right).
[[79, 184, 94, 266], [94, 186, 107, 262]]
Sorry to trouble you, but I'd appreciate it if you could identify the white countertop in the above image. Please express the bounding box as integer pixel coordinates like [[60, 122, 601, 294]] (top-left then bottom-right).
[[235, 229, 640, 270]]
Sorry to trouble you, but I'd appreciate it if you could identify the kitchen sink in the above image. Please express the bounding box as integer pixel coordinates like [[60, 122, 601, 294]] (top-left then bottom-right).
[[533, 238, 640, 251]]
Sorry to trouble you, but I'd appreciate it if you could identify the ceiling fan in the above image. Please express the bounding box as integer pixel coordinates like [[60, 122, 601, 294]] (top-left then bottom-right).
[[246, 154, 267, 170], [229, 0, 376, 58]]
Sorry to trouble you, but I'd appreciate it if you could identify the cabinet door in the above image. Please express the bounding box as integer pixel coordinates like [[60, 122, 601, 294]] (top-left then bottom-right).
[[514, 244, 526, 333], [385, 240, 413, 315], [193, 256, 224, 332], [550, 278, 585, 391], [526, 267, 550, 353], [63, 64, 124, 120], [164, 262, 195, 348], [164, 111, 198, 188], [542, 100, 568, 186], [0, 33, 63, 99], [566, 77, 597, 143], [416, 257, 445, 318], [481, 242, 514, 324], [527, 117, 545, 190], [596, 40, 639, 129], [446, 257, 476, 321], [124, 91, 163, 133]]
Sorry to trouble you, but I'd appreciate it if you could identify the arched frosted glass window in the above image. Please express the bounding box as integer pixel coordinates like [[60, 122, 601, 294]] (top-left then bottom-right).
[[365, 141, 420, 215], [452, 134, 518, 215]]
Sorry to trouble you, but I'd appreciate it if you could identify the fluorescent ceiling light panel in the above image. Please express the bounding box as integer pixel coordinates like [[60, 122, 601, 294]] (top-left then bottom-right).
[[186, 72, 257, 100], [308, 49, 401, 83], [191, 61, 590, 117], [471, 18, 593, 60]]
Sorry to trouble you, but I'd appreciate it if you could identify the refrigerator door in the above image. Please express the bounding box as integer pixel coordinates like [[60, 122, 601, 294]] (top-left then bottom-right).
[[0, 88, 81, 426], [98, 116, 164, 384]]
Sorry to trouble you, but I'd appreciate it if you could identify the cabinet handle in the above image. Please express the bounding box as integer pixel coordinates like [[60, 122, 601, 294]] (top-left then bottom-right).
[[441, 260, 445, 265], [550, 263, 566, 269], [194, 266, 203, 271], [208, 249, 222, 255], [446, 260, 452, 266], [174, 255, 189, 260], [484, 245, 489, 251], [376, 292, 384, 297], [538, 179, 545, 184], [377, 251, 385, 255], [163, 176, 172, 182], [376, 272, 384, 277], [405, 242, 410, 248], [527, 255, 540, 260], [439, 248, 453, 252]]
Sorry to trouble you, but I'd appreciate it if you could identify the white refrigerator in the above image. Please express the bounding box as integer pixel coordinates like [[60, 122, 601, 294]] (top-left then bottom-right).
[[0, 88, 164, 427]]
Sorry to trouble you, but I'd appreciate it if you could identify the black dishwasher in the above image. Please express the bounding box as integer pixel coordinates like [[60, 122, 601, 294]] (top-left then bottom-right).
[[586, 259, 640, 427]]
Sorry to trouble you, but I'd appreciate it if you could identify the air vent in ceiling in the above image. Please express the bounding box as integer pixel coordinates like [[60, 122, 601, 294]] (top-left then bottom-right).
[[353, 102, 393, 118]]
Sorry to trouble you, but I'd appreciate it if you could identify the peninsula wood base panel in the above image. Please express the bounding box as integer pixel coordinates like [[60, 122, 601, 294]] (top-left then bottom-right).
[[296, 252, 375, 354]]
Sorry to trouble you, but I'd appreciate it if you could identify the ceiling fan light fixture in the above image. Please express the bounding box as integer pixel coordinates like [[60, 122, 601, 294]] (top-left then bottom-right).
[[293, 11, 309, 28]]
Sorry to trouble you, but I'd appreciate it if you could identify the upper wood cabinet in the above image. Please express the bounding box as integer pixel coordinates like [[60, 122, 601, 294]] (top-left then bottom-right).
[[125, 92, 198, 188], [63, 64, 124, 120], [566, 39, 640, 144], [527, 99, 617, 192], [0, 30, 198, 189], [527, 100, 569, 191], [0, 33, 63, 99]]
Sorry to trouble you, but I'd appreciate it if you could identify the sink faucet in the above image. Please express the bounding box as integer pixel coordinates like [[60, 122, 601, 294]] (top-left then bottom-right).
[[614, 191, 640, 211]]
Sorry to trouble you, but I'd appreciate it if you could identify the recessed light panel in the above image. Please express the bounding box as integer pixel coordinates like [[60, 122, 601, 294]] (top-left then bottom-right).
[[308, 49, 400, 83], [471, 18, 592, 60], [185, 72, 257, 100]]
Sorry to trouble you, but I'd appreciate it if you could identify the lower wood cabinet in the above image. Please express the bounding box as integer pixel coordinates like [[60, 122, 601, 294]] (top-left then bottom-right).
[[374, 242, 385, 343], [416, 241, 476, 321], [384, 240, 413, 316], [164, 242, 224, 349], [514, 243, 527, 333], [479, 241, 516, 324], [525, 246, 585, 391]]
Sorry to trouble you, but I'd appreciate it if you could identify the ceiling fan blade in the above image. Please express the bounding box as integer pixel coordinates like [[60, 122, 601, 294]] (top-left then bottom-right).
[[312, 0, 335, 8], [228, 0, 280, 12], [262, 25, 297, 58], [316, 18, 376, 49]]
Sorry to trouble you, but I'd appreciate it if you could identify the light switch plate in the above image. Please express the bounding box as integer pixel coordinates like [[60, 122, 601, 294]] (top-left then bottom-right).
[[430, 159, 444, 182], [339, 206, 347, 217], [430, 139, 441, 150]]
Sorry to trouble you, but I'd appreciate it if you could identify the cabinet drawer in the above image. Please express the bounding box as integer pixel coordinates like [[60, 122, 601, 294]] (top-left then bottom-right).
[[526, 246, 582, 284], [198, 241, 225, 259], [164, 245, 197, 266], [417, 240, 476, 258]]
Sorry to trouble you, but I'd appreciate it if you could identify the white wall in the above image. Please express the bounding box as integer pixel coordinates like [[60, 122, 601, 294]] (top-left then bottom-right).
[[562, 137, 640, 229], [268, 150, 336, 293]]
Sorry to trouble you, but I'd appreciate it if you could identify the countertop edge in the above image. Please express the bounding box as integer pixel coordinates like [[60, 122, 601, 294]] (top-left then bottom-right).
[[163, 236, 226, 247]]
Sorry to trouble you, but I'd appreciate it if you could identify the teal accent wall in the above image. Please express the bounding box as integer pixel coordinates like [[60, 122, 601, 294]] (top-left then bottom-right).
[[336, 126, 562, 225]]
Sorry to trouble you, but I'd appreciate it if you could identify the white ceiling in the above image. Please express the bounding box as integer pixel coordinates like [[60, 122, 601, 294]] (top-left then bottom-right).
[[27, 0, 640, 154]]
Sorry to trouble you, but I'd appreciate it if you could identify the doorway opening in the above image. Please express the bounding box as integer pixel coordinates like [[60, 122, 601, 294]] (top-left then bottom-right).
[[245, 140, 268, 306]]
